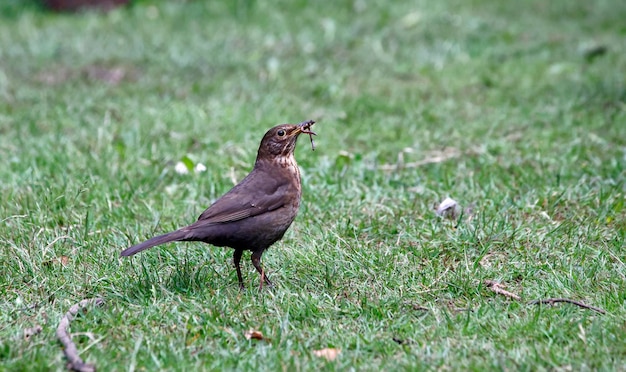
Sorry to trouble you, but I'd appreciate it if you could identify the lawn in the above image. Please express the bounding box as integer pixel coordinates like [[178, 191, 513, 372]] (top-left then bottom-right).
[[1, 0, 625, 370]]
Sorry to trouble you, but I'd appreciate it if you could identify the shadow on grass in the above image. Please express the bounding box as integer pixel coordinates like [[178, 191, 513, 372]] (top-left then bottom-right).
[[118, 253, 238, 303], [166, 258, 223, 294]]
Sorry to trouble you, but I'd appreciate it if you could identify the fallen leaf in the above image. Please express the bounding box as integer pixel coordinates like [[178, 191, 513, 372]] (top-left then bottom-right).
[[84, 65, 128, 85], [24, 325, 42, 340], [313, 348, 341, 361], [43, 256, 70, 267], [36, 68, 73, 85], [244, 329, 264, 341]]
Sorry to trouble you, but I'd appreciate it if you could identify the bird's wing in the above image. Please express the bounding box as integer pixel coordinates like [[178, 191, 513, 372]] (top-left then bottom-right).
[[196, 172, 289, 224]]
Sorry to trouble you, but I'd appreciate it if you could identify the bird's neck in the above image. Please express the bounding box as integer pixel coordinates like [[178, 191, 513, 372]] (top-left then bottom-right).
[[255, 154, 300, 178], [255, 154, 302, 203]]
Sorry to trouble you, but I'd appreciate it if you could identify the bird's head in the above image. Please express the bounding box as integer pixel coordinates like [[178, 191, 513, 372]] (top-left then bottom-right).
[[256, 120, 316, 162]]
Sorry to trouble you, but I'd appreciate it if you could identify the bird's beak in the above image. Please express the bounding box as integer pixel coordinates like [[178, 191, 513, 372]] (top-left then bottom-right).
[[291, 120, 316, 137]]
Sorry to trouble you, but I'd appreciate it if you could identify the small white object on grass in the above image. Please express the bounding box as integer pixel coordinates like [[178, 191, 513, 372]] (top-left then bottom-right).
[[174, 161, 189, 175], [435, 197, 461, 220], [194, 163, 207, 173], [174, 161, 206, 174]]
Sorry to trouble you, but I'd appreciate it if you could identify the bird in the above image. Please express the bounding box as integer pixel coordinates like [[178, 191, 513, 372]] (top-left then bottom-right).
[[120, 120, 316, 289]]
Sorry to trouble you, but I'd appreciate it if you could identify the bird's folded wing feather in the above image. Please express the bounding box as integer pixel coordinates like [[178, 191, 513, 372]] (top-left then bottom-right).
[[196, 174, 288, 224]]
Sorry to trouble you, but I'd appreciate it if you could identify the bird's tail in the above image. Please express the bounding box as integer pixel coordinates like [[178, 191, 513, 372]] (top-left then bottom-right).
[[120, 230, 189, 257]]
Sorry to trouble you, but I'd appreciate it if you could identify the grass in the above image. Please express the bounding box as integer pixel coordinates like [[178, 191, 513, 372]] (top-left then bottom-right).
[[1, 0, 625, 370]]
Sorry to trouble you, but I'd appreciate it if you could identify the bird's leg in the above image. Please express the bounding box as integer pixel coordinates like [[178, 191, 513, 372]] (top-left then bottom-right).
[[251, 250, 272, 289], [233, 249, 245, 290]]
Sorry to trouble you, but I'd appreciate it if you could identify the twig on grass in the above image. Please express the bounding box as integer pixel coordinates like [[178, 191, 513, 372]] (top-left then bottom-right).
[[484, 280, 522, 301], [484, 280, 605, 314], [528, 298, 606, 314], [56, 298, 105, 372]]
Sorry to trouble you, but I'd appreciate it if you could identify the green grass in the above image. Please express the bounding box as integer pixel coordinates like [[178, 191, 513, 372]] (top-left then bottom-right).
[[1, 0, 625, 370]]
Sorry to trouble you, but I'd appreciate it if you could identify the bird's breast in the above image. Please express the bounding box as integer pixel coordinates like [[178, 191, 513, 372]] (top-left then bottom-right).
[[276, 155, 302, 204], [277, 154, 300, 177], [257, 155, 302, 203]]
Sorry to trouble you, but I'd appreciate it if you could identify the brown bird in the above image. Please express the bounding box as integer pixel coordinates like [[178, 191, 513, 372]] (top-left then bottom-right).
[[121, 120, 316, 289]]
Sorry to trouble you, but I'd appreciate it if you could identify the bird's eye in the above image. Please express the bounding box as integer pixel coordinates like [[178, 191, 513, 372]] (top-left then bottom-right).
[[277, 129, 286, 137]]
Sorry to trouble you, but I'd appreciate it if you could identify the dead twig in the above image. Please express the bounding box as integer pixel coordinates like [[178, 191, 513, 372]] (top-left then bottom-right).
[[528, 298, 606, 314], [484, 280, 521, 301], [56, 298, 105, 372], [483, 280, 605, 315]]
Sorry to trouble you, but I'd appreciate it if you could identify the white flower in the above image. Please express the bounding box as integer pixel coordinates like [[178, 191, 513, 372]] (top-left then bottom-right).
[[194, 163, 207, 173], [174, 161, 189, 174]]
